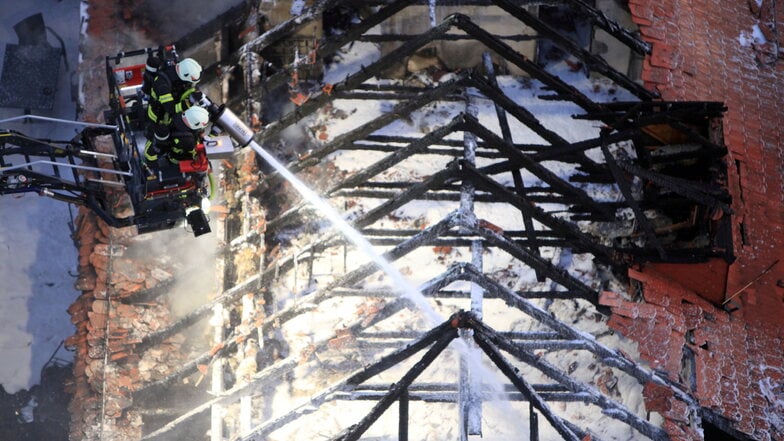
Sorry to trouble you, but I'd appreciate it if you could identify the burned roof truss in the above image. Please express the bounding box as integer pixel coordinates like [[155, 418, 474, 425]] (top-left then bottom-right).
[[120, 1, 733, 440]]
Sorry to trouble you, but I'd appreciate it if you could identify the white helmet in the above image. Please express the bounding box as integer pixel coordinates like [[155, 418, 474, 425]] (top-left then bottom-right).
[[176, 58, 202, 83], [182, 106, 210, 130]]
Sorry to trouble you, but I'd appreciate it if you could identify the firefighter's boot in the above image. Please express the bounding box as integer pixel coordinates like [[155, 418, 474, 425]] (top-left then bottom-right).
[[143, 140, 161, 168]]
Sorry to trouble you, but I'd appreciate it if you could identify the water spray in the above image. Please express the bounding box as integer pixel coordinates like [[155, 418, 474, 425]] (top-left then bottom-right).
[[200, 94, 444, 323], [201, 94, 518, 425]]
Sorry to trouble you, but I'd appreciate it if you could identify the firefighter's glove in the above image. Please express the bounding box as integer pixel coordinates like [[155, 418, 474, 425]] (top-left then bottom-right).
[[191, 90, 210, 108]]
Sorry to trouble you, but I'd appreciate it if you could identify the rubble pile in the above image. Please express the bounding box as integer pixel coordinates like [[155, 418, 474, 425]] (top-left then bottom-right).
[[65, 210, 187, 440]]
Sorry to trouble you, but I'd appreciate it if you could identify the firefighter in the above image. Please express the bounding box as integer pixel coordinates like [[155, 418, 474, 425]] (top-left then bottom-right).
[[144, 105, 210, 165], [145, 57, 203, 146]]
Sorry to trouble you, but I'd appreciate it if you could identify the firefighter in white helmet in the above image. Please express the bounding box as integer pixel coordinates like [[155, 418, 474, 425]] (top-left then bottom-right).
[[145, 105, 210, 165], [144, 57, 203, 150]]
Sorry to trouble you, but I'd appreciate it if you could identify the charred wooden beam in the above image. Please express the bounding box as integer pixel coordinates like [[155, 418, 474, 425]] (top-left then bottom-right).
[[346, 142, 465, 156], [357, 237, 568, 248], [461, 222, 600, 302], [459, 161, 614, 260], [563, 0, 651, 55], [465, 270, 697, 406], [331, 188, 574, 205], [472, 327, 581, 441], [475, 161, 606, 187], [258, 0, 418, 93], [364, 134, 550, 153], [489, 0, 656, 100], [459, 104, 484, 439], [599, 136, 667, 260], [353, 162, 460, 229], [530, 128, 637, 162], [331, 286, 586, 299], [358, 33, 539, 42], [452, 14, 601, 112], [399, 389, 409, 441], [357, 337, 589, 351], [342, 180, 573, 196], [358, 383, 566, 395], [358, 331, 566, 340], [467, 313, 670, 441], [613, 244, 724, 263], [483, 53, 543, 280], [599, 101, 726, 113], [331, 90, 463, 101], [347, 142, 554, 160], [617, 160, 732, 214], [355, 83, 444, 93], [332, 390, 590, 402], [360, 227, 561, 239], [330, 116, 464, 192], [647, 145, 712, 164], [120, 277, 176, 304], [463, 115, 614, 218], [139, 299, 409, 440], [334, 330, 458, 441], [257, 15, 463, 143], [364, 235, 568, 248]]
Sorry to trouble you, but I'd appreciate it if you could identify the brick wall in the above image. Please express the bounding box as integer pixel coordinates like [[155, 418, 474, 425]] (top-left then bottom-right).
[[610, 1, 784, 439]]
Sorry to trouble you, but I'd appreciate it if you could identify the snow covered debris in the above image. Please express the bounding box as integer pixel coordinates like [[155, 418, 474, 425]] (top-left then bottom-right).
[[0, 0, 82, 394]]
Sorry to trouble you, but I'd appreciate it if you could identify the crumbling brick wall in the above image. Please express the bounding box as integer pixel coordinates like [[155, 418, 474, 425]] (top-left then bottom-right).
[[602, 267, 783, 440], [614, 1, 784, 439], [66, 209, 186, 440]]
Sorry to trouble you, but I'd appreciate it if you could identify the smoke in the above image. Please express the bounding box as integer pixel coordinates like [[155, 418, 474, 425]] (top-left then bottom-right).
[[130, 226, 219, 316]]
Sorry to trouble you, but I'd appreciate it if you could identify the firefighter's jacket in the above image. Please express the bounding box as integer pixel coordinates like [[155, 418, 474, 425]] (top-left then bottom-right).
[[162, 114, 203, 162], [147, 64, 198, 126]]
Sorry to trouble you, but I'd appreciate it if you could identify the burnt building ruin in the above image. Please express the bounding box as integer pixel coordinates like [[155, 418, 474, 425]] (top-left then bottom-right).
[[66, 1, 752, 440]]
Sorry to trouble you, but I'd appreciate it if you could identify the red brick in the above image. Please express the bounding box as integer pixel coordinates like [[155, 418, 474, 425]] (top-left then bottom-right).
[[628, 2, 655, 22], [639, 25, 666, 41], [643, 382, 672, 412], [598, 290, 623, 308], [669, 399, 691, 423], [641, 64, 671, 84], [637, 303, 659, 319]]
